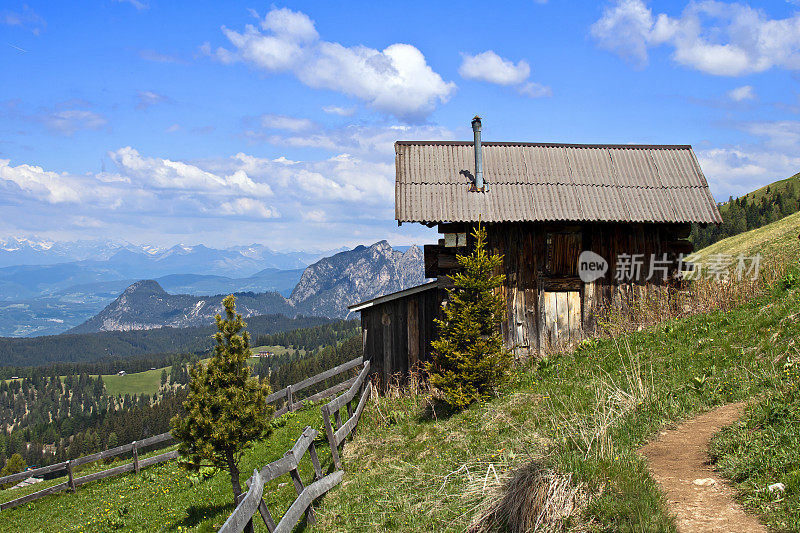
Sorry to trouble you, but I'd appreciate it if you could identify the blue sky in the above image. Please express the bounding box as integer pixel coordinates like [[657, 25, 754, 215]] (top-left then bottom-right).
[[1, 0, 798, 251]]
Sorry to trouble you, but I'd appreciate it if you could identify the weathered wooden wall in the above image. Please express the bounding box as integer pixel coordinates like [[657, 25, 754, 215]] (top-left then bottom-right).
[[438, 221, 691, 357], [360, 285, 441, 387]]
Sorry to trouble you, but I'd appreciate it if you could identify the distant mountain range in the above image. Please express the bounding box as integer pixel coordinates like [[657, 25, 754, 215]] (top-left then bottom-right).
[[67, 280, 294, 333], [0, 238, 338, 271], [51, 241, 425, 335]]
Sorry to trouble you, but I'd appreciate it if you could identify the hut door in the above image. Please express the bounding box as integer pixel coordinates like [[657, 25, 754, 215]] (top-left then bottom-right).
[[541, 291, 581, 347]]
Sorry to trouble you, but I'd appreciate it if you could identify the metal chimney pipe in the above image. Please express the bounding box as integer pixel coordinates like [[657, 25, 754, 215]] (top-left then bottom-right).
[[471, 115, 484, 191]]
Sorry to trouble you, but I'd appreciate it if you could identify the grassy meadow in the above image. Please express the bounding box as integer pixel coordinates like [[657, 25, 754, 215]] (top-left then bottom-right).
[[697, 209, 800, 264]]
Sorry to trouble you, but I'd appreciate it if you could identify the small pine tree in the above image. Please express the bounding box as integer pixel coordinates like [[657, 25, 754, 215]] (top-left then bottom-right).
[[427, 223, 511, 409], [1, 453, 26, 488], [171, 295, 274, 505]]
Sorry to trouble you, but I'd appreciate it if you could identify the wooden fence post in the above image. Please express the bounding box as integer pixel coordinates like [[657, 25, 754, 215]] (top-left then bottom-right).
[[132, 441, 140, 473], [286, 385, 294, 412], [67, 460, 76, 493], [320, 405, 342, 470]]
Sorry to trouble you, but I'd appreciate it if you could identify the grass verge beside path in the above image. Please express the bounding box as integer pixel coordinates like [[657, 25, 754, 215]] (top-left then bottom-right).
[[710, 367, 800, 532], [312, 273, 800, 531], [0, 404, 333, 532]]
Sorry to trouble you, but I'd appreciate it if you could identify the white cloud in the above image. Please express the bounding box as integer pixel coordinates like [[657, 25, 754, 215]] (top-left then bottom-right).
[[698, 120, 800, 198], [136, 90, 169, 110], [459, 51, 530, 85], [0, 160, 83, 203], [43, 109, 107, 135], [165, 124, 180, 133], [322, 105, 356, 116], [218, 198, 278, 219], [459, 50, 551, 98], [109, 147, 274, 197], [591, 0, 800, 75], [260, 114, 315, 132], [727, 85, 756, 101], [245, 120, 455, 162], [211, 7, 455, 121]]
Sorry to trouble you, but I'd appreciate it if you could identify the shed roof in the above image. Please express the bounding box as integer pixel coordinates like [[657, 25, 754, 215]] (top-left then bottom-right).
[[347, 281, 439, 313], [395, 141, 722, 224]]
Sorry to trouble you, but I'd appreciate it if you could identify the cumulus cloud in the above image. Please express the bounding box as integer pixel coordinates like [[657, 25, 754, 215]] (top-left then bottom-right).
[[698, 120, 800, 198], [591, 0, 800, 75], [727, 85, 756, 101], [109, 147, 274, 197], [0, 160, 84, 203], [459, 50, 551, 97], [209, 7, 455, 121], [218, 198, 278, 219]]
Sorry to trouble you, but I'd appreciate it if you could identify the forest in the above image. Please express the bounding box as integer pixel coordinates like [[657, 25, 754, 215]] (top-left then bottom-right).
[[0, 314, 334, 368], [691, 175, 800, 249]]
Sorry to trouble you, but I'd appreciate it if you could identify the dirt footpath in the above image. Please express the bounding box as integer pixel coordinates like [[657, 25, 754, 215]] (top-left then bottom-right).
[[640, 402, 767, 533]]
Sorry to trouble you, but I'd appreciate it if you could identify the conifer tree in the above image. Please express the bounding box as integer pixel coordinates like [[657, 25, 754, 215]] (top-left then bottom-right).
[[171, 295, 274, 505], [427, 223, 511, 409]]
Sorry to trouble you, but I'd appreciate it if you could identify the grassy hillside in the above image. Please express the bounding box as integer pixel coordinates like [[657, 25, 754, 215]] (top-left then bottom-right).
[[697, 209, 800, 265], [6, 266, 797, 531], [692, 171, 800, 249]]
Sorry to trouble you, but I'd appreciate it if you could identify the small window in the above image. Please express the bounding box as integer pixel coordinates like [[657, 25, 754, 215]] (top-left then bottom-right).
[[546, 233, 581, 276]]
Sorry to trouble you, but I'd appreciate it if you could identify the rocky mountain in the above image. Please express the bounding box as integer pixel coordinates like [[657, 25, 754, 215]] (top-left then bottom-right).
[[289, 241, 425, 318], [67, 241, 426, 333], [68, 280, 293, 334]]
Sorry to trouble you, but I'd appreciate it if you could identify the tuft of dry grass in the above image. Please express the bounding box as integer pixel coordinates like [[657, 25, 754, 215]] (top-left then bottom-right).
[[468, 461, 588, 533]]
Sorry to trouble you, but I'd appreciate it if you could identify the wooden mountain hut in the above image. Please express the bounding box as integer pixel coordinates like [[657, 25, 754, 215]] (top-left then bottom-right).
[[350, 117, 722, 384]]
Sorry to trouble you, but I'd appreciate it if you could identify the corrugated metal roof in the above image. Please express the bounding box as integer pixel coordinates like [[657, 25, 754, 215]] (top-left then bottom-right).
[[395, 142, 722, 224]]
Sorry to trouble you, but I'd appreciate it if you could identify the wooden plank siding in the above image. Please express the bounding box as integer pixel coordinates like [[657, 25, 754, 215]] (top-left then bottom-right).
[[359, 285, 441, 388]]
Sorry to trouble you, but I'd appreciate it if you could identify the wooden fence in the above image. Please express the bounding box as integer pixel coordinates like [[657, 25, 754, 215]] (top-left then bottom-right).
[[265, 356, 364, 417], [219, 360, 374, 532], [218, 426, 343, 533], [320, 360, 372, 470], [0, 432, 176, 511], [0, 356, 369, 519]]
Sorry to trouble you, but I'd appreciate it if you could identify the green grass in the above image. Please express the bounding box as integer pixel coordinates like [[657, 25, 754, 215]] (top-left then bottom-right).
[[102, 367, 165, 397], [709, 344, 800, 532], [0, 405, 334, 532], [311, 271, 800, 531], [250, 345, 306, 358], [697, 209, 800, 265]]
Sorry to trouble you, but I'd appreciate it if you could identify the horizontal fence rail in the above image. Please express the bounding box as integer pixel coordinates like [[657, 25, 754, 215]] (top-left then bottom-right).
[[267, 356, 364, 416], [0, 432, 176, 511], [219, 426, 343, 533], [320, 360, 372, 470]]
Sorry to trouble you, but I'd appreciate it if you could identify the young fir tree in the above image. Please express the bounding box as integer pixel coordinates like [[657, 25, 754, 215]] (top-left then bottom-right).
[[427, 223, 511, 409], [171, 295, 274, 506]]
